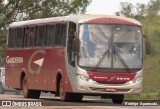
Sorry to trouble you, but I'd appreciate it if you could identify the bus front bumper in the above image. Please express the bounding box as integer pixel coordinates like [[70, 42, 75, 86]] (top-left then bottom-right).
[[71, 75, 142, 95]]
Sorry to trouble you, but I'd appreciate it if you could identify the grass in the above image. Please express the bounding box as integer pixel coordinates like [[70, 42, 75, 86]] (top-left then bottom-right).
[[125, 55, 160, 100]]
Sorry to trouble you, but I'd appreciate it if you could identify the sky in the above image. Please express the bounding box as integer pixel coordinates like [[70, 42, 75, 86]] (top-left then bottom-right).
[[86, 0, 150, 15]]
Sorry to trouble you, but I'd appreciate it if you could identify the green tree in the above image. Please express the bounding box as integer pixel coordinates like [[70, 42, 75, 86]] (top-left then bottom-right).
[[136, 3, 146, 16], [115, 2, 134, 18], [115, 2, 147, 19], [0, 0, 91, 30], [147, 0, 160, 16], [134, 3, 147, 19]]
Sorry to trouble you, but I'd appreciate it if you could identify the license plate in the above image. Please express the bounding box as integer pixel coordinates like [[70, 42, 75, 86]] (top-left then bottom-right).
[[106, 88, 117, 92]]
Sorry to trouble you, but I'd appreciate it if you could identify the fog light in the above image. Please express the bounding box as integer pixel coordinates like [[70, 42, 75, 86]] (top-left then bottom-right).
[[126, 77, 142, 85], [128, 81, 134, 84]]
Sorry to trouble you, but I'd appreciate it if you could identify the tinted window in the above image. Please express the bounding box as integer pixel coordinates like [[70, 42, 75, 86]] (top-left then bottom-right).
[[24, 27, 29, 47], [8, 23, 66, 48], [8, 29, 14, 48], [22, 28, 25, 48], [55, 24, 66, 46], [36, 26, 44, 47], [16, 28, 24, 48], [61, 24, 66, 46], [45, 25, 55, 47], [27, 27, 35, 47], [8, 28, 25, 48]]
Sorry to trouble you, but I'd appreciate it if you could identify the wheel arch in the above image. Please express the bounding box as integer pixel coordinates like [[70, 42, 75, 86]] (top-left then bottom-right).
[[55, 72, 62, 96], [20, 71, 26, 89]]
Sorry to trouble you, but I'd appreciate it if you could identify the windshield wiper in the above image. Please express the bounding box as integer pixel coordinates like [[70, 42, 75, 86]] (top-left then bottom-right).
[[113, 47, 131, 73], [92, 47, 131, 73], [92, 49, 110, 71]]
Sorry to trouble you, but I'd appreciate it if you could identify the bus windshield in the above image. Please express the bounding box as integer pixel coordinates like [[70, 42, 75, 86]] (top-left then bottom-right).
[[78, 24, 142, 69]]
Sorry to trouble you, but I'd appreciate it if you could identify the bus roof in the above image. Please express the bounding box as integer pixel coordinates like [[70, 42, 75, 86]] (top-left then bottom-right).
[[9, 16, 69, 28], [9, 14, 141, 28]]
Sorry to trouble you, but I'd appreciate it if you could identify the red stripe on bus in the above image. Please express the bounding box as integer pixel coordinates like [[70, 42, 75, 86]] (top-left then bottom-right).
[[87, 71, 136, 84], [87, 18, 136, 25]]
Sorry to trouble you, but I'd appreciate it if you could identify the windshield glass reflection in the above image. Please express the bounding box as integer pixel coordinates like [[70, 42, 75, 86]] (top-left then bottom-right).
[[78, 24, 142, 69], [79, 24, 111, 68]]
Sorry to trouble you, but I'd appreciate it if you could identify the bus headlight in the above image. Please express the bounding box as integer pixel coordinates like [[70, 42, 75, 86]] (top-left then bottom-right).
[[76, 74, 96, 84], [127, 76, 142, 85]]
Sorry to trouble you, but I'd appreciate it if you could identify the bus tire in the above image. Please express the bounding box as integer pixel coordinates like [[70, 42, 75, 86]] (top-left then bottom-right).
[[59, 79, 70, 101], [22, 77, 32, 98], [31, 90, 41, 99], [112, 94, 124, 104], [71, 93, 83, 102], [23, 77, 41, 99]]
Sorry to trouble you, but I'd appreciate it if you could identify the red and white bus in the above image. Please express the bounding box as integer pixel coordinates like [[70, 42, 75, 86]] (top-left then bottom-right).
[[5, 15, 143, 103]]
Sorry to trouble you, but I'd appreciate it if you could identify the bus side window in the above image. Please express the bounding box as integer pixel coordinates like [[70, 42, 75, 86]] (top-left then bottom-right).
[[61, 24, 66, 46], [45, 25, 55, 47], [50, 25, 56, 47], [55, 24, 61, 46], [16, 28, 20, 48], [22, 28, 25, 48], [34, 26, 38, 47], [42, 26, 45, 47], [24, 27, 29, 48], [55, 24, 66, 46], [16, 28, 24, 48], [13, 28, 17, 48], [21, 28, 24, 48], [27, 27, 35, 48], [36, 26, 44, 47], [44, 25, 48, 47], [8, 28, 14, 48]]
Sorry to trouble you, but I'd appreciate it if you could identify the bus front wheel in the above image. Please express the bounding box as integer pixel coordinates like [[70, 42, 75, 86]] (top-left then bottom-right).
[[112, 94, 124, 104], [59, 79, 70, 101], [59, 79, 83, 101]]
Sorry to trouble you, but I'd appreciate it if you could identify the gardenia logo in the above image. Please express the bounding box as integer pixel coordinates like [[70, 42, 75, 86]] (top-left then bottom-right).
[[6, 56, 23, 64]]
